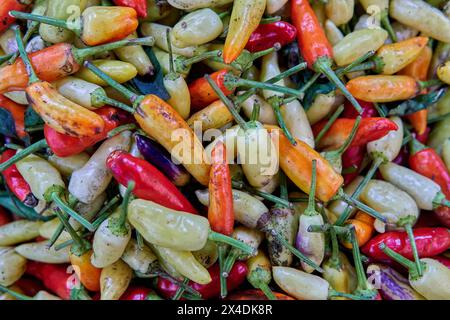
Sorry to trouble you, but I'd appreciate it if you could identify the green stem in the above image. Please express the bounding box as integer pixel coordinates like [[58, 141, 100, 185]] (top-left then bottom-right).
[[0, 139, 48, 172], [336, 116, 362, 154], [297, 72, 321, 96], [107, 123, 137, 138], [381, 13, 397, 43], [223, 248, 240, 275], [0, 284, 33, 300], [269, 229, 324, 273], [378, 243, 419, 276], [328, 227, 341, 267], [51, 193, 96, 231], [336, 51, 376, 76], [404, 223, 423, 277], [8, 21, 40, 65], [337, 188, 387, 223], [304, 160, 318, 216], [91, 89, 135, 113], [315, 58, 363, 113], [279, 171, 288, 202], [47, 223, 65, 249], [91, 195, 121, 229], [218, 244, 228, 298], [14, 26, 39, 84], [314, 105, 344, 145], [250, 100, 261, 122], [208, 231, 254, 256], [136, 230, 144, 250], [231, 180, 291, 208], [53, 208, 90, 256], [260, 16, 281, 24], [177, 50, 221, 73], [418, 79, 443, 89], [350, 227, 368, 292], [83, 61, 140, 103], [10, 11, 79, 35], [335, 156, 384, 226], [118, 181, 135, 230], [374, 102, 387, 117], [172, 278, 189, 300], [258, 283, 277, 300], [226, 75, 303, 98], [269, 97, 297, 145], [205, 75, 249, 130], [0, 53, 14, 64], [328, 288, 369, 300]]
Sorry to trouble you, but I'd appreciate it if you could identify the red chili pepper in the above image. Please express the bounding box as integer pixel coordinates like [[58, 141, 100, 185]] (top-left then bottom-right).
[[409, 138, 450, 227], [189, 69, 234, 111], [362, 228, 450, 263], [0, 206, 11, 226], [432, 256, 450, 269], [120, 286, 162, 300], [342, 146, 365, 185], [45, 106, 132, 157], [342, 99, 377, 119], [313, 117, 398, 150], [25, 262, 74, 300], [0, 94, 28, 139], [1, 149, 38, 207], [412, 127, 430, 145], [157, 261, 248, 299], [208, 142, 234, 236], [106, 150, 197, 214], [245, 21, 297, 53], [226, 289, 295, 300], [112, 0, 147, 18], [414, 212, 442, 228], [14, 277, 45, 297], [0, 0, 30, 33]]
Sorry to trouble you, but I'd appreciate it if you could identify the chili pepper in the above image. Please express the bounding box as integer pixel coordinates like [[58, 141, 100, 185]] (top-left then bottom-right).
[[0, 94, 27, 139], [359, 0, 396, 41], [1, 150, 38, 207], [295, 161, 325, 272], [325, 20, 344, 46], [100, 259, 133, 300], [75, 59, 138, 86], [428, 117, 450, 154], [362, 227, 450, 262], [45, 106, 132, 158], [342, 211, 375, 248], [157, 262, 248, 299], [193, 240, 219, 269], [246, 250, 277, 300], [12, 6, 138, 46], [346, 75, 440, 103], [0, 220, 43, 246], [121, 239, 158, 274], [135, 134, 190, 187], [342, 98, 377, 119], [120, 286, 162, 300], [379, 243, 450, 299], [0, 247, 27, 286], [69, 131, 131, 205], [366, 263, 425, 300], [240, 93, 277, 125], [223, 0, 266, 63], [15, 240, 70, 263], [313, 117, 398, 151], [273, 266, 367, 300], [306, 91, 344, 126], [167, 0, 233, 10], [291, 0, 363, 113], [390, 0, 450, 43], [114, 32, 154, 76], [84, 61, 211, 186], [106, 150, 197, 214], [380, 161, 450, 210], [281, 100, 315, 148], [127, 198, 253, 254], [325, 0, 354, 27], [112, 0, 147, 17], [0, 36, 154, 94], [227, 289, 294, 300], [48, 153, 90, 178], [0, 0, 31, 34], [429, 42, 450, 79], [245, 21, 296, 53], [342, 146, 366, 185], [187, 100, 233, 131], [409, 138, 450, 227]]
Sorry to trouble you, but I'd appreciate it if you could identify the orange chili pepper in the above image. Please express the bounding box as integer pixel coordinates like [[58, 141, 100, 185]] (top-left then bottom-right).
[[400, 45, 433, 135], [188, 69, 235, 111], [70, 250, 102, 292], [342, 212, 375, 249], [0, 94, 27, 139], [208, 142, 234, 236], [267, 126, 343, 202]]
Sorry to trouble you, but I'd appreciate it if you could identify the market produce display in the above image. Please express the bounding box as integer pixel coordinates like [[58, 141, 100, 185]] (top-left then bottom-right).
[[0, 0, 450, 301]]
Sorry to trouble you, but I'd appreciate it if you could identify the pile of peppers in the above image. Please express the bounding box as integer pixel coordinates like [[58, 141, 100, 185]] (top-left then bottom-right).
[[1, 0, 450, 301]]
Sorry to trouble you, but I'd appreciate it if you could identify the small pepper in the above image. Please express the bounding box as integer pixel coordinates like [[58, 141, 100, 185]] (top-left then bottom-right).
[[0, 94, 27, 139], [246, 250, 277, 300], [0, 0, 31, 33], [112, 0, 148, 18], [245, 21, 297, 53]]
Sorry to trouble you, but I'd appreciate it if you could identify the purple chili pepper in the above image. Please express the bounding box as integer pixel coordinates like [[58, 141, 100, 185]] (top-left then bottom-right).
[[366, 264, 425, 300], [135, 134, 190, 187]]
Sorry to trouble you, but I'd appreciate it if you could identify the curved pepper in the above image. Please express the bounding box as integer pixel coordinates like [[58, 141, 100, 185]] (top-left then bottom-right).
[[245, 21, 297, 53]]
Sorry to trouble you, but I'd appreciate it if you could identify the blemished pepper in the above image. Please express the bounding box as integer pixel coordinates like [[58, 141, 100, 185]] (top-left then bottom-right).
[[106, 150, 197, 214], [100, 259, 133, 300], [246, 250, 277, 300], [0, 247, 27, 286], [12, 6, 139, 46], [1, 150, 38, 207], [0, 0, 31, 34], [0, 220, 43, 246]]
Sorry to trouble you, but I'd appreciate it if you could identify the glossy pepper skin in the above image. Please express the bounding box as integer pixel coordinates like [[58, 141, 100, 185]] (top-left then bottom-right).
[[106, 150, 197, 214], [45, 107, 132, 157], [157, 262, 248, 299], [189, 69, 234, 112], [120, 286, 162, 300], [0, 0, 31, 33], [0, 208, 10, 227], [1, 150, 37, 207], [0, 94, 27, 139], [112, 0, 148, 18], [245, 21, 297, 53], [362, 228, 450, 263], [409, 139, 450, 227], [313, 117, 398, 150]]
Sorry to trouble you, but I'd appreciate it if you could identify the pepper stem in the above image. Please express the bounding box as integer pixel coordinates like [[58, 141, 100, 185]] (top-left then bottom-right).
[[155, 272, 201, 297], [118, 181, 135, 231], [314, 105, 345, 145], [404, 223, 423, 277], [91, 88, 135, 113], [0, 53, 13, 64], [208, 231, 254, 255], [0, 284, 33, 300], [14, 26, 39, 84], [328, 227, 341, 267], [278, 171, 288, 205], [176, 50, 221, 74], [304, 160, 318, 216], [336, 116, 362, 155], [269, 229, 324, 273], [231, 181, 292, 208], [335, 156, 384, 226], [0, 139, 48, 172], [315, 58, 363, 113], [74, 37, 155, 63], [91, 195, 121, 229], [328, 288, 369, 300], [166, 28, 175, 76], [409, 137, 427, 155], [10, 11, 79, 35], [205, 75, 249, 130], [418, 79, 443, 89], [378, 243, 419, 276], [250, 100, 260, 122], [83, 61, 140, 104], [172, 278, 189, 300], [336, 51, 376, 76], [222, 247, 240, 275], [218, 244, 228, 298], [268, 96, 297, 145], [51, 193, 96, 231], [258, 283, 277, 300], [381, 11, 398, 43], [107, 124, 137, 138], [337, 188, 386, 223], [349, 227, 371, 295], [53, 208, 90, 257]]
